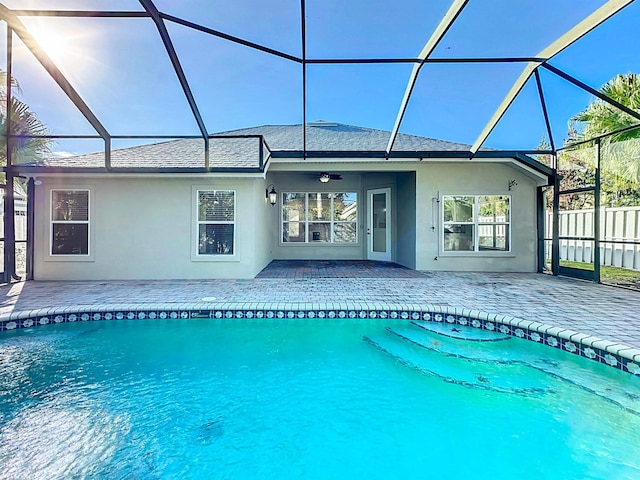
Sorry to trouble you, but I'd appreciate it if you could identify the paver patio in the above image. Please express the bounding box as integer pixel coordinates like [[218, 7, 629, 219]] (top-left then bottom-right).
[[0, 261, 638, 350]]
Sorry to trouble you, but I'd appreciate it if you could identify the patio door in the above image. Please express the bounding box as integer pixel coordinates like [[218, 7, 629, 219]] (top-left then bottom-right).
[[367, 188, 392, 261]]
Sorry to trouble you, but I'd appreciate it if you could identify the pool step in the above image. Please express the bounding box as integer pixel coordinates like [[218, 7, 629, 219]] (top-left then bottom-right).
[[410, 320, 511, 342], [363, 333, 553, 396], [388, 325, 515, 364], [387, 324, 640, 416]]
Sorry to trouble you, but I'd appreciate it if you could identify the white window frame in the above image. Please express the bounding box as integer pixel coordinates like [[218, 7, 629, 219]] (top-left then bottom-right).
[[194, 189, 236, 259], [441, 194, 511, 254], [281, 192, 358, 245], [49, 188, 91, 258]]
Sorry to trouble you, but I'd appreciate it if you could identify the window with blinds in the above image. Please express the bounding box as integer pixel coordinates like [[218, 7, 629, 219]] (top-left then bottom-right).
[[197, 190, 235, 255], [51, 190, 90, 255]]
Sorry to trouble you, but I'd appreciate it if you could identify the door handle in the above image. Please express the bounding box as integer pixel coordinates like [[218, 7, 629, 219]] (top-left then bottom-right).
[[367, 228, 371, 235]]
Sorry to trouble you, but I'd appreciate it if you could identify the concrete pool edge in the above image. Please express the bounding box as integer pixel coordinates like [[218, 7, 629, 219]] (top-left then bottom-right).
[[1, 302, 639, 376]]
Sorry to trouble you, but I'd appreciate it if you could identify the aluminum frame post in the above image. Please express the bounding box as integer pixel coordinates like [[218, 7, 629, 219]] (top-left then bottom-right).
[[551, 158, 560, 276], [594, 139, 601, 283], [536, 186, 546, 273], [3, 26, 16, 282], [25, 177, 34, 280]]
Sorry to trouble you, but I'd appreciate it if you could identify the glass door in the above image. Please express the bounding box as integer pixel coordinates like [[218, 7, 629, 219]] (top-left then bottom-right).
[[367, 188, 391, 261]]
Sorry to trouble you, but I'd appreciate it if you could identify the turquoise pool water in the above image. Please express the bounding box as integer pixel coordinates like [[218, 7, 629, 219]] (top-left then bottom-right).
[[1, 318, 640, 479]]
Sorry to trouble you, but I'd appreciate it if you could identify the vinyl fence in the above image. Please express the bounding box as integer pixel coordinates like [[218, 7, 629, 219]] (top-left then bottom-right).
[[545, 206, 640, 271], [0, 199, 28, 276]]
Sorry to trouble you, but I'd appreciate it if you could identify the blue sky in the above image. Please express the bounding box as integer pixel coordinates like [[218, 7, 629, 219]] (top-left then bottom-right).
[[1, 0, 640, 155]]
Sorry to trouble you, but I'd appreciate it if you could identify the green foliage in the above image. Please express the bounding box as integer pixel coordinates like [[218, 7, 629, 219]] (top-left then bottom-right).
[[562, 73, 640, 207], [0, 70, 51, 165], [569, 74, 640, 145]]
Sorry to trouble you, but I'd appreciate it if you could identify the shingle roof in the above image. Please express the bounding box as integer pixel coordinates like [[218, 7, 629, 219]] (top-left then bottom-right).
[[28, 122, 474, 169], [216, 123, 472, 152], [31, 137, 262, 169]]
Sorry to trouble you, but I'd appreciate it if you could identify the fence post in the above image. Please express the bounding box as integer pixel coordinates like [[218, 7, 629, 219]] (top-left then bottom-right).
[[594, 139, 601, 283]]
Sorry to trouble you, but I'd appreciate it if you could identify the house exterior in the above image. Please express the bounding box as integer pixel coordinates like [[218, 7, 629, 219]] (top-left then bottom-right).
[[20, 122, 553, 280]]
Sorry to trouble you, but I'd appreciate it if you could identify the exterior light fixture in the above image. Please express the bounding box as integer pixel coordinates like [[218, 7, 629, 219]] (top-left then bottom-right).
[[319, 173, 331, 183], [266, 184, 277, 206]]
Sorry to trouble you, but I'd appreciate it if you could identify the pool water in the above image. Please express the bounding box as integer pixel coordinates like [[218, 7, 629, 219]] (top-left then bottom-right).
[[1, 318, 640, 479]]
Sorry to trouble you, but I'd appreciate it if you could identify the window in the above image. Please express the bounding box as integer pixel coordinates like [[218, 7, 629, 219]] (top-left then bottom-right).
[[51, 189, 89, 255], [197, 190, 235, 255], [282, 192, 357, 243], [442, 195, 510, 252]]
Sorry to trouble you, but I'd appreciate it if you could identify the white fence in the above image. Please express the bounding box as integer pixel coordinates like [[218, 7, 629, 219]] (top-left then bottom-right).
[[545, 206, 640, 271], [0, 199, 28, 275], [0, 199, 27, 240]]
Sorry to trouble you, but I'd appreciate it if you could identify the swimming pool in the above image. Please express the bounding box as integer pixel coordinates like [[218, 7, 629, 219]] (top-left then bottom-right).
[[1, 317, 639, 479]]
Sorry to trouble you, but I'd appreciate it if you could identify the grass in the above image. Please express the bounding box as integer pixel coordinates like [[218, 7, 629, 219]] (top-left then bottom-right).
[[557, 260, 640, 290]]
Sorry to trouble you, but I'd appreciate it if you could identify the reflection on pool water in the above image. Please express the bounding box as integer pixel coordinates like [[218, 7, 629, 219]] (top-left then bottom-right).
[[1, 319, 639, 479]]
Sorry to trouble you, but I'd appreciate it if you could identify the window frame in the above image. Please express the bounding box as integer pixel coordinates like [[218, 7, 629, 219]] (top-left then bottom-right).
[[49, 188, 91, 258], [194, 188, 237, 259], [281, 192, 358, 245], [441, 194, 511, 254]]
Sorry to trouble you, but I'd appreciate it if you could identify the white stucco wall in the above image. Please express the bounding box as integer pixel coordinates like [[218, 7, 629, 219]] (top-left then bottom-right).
[[415, 162, 539, 272], [33, 176, 269, 280], [30, 158, 545, 280], [396, 172, 417, 269]]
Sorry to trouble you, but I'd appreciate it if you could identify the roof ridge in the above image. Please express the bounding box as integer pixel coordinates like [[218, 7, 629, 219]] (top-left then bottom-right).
[[211, 122, 467, 146]]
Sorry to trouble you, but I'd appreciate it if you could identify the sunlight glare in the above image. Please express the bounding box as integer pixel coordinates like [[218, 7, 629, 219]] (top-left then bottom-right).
[[21, 18, 92, 75]]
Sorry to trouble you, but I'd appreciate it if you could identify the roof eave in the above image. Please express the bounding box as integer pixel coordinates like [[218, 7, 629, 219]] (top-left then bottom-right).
[[271, 150, 553, 179], [10, 166, 265, 175]]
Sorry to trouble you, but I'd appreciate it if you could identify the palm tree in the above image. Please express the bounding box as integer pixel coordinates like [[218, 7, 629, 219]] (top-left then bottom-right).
[[567, 73, 640, 185], [0, 70, 51, 165]]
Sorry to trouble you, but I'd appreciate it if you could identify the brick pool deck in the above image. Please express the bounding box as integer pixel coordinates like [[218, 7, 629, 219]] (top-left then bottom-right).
[[0, 260, 638, 350]]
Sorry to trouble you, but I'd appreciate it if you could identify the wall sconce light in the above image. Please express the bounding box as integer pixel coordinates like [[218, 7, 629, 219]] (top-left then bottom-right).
[[508, 179, 517, 191], [319, 173, 331, 183], [266, 184, 277, 206]]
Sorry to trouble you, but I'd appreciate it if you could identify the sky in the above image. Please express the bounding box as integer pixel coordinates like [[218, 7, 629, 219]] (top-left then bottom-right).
[[1, 0, 639, 156]]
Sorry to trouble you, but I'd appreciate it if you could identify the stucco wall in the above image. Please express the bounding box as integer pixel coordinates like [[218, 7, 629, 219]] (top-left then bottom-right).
[[396, 172, 417, 269], [415, 162, 539, 272], [34, 176, 267, 280], [252, 179, 274, 276], [31, 159, 543, 280]]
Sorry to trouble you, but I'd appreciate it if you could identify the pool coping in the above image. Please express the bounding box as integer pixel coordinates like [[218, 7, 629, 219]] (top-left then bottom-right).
[[1, 302, 639, 376]]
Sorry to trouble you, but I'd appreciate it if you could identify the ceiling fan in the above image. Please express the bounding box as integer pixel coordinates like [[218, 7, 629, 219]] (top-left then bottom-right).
[[318, 172, 342, 183]]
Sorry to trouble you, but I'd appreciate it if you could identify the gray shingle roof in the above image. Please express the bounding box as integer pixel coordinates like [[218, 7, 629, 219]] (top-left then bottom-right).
[[32, 137, 263, 169], [30, 122, 473, 169], [216, 123, 472, 152]]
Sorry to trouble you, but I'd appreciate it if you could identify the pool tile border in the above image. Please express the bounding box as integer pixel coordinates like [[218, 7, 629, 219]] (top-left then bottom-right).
[[1, 303, 639, 376]]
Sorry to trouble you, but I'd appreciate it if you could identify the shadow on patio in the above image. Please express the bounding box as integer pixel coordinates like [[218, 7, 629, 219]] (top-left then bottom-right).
[[255, 260, 428, 279]]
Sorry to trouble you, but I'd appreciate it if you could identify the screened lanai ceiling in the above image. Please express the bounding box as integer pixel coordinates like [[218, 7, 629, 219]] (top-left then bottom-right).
[[1, 0, 639, 163]]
